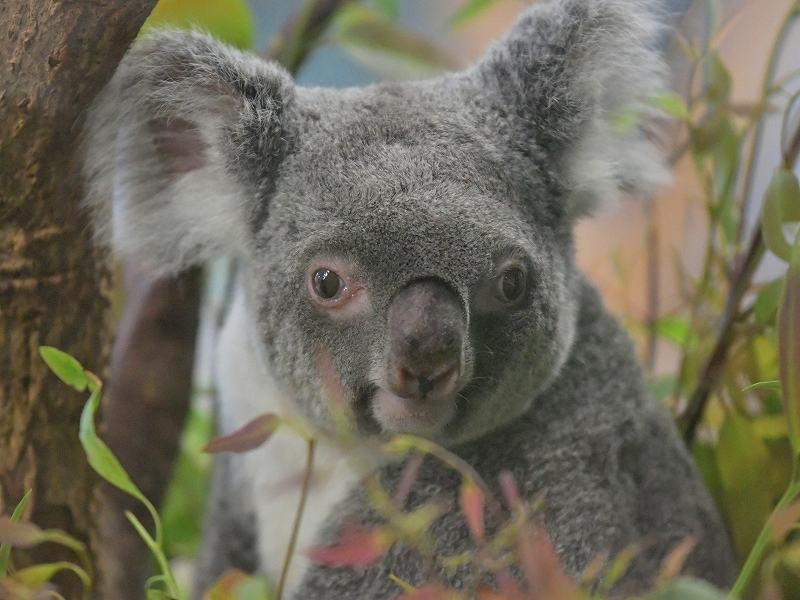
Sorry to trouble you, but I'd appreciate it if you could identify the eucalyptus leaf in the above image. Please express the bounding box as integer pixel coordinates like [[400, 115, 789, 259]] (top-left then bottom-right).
[[754, 278, 785, 326], [142, 0, 255, 50], [705, 51, 732, 106], [39, 347, 89, 392], [450, 0, 503, 29], [13, 561, 90, 590], [0, 491, 31, 578], [778, 233, 800, 458], [762, 168, 800, 262], [651, 92, 689, 120], [80, 389, 148, 505], [374, 0, 398, 19], [743, 380, 782, 392], [331, 6, 458, 78], [716, 411, 773, 559]]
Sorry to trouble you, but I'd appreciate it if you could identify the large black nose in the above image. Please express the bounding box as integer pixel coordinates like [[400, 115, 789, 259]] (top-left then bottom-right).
[[386, 278, 465, 401]]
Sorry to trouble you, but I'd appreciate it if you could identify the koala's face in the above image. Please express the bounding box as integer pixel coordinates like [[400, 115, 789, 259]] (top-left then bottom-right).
[[246, 86, 579, 445], [83, 1, 666, 446]]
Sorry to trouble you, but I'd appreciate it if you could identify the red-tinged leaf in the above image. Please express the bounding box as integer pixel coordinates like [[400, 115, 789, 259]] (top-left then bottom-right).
[[771, 500, 800, 541], [497, 570, 527, 600], [394, 455, 423, 507], [658, 536, 697, 582], [459, 478, 485, 544], [779, 235, 800, 457], [476, 585, 505, 600], [395, 583, 464, 600], [202, 569, 270, 600], [499, 471, 521, 510], [0, 518, 44, 547], [308, 522, 392, 568], [203, 414, 280, 454], [203, 569, 249, 600], [517, 524, 582, 600]]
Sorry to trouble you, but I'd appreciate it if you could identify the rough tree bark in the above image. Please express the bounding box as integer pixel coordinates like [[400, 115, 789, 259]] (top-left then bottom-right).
[[0, 2, 157, 598]]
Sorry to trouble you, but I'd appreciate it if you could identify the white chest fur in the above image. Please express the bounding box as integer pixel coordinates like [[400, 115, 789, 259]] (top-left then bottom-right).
[[214, 288, 371, 596]]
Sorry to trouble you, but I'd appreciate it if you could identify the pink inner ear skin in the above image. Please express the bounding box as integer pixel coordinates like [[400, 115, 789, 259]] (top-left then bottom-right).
[[150, 117, 208, 175]]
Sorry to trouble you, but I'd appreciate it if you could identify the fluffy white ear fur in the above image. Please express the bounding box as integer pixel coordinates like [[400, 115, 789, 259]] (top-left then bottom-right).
[[476, 0, 671, 217], [83, 30, 292, 274]]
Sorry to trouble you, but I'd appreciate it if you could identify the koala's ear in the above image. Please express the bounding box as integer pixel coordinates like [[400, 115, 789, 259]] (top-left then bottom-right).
[[473, 0, 669, 218], [83, 30, 294, 274]]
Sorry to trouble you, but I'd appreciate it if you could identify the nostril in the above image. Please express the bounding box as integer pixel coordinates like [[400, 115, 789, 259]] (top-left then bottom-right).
[[390, 366, 420, 399], [389, 361, 460, 401], [424, 363, 460, 400]]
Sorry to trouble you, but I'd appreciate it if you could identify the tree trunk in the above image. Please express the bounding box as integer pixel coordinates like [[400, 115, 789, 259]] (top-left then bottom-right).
[[0, 2, 157, 598]]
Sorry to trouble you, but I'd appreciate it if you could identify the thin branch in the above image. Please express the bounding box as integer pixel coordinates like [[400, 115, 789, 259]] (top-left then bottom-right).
[[276, 438, 317, 600], [269, 0, 355, 71]]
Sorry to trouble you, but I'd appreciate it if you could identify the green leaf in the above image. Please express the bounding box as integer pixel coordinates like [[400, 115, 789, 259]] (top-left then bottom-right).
[[331, 7, 458, 78], [692, 442, 725, 509], [80, 390, 148, 505], [716, 411, 773, 560], [450, 0, 502, 29], [643, 577, 729, 599], [39, 347, 89, 392], [161, 408, 212, 558], [651, 92, 689, 120], [146, 588, 173, 600], [743, 380, 783, 392], [142, 0, 255, 50], [762, 168, 800, 262], [655, 316, 698, 349], [710, 119, 740, 241], [779, 232, 800, 458], [233, 575, 273, 600], [373, 0, 398, 19], [755, 278, 785, 326], [0, 491, 31, 578], [12, 562, 91, 591], [704, 51, 732, 106], [610, 108, 641, 133]]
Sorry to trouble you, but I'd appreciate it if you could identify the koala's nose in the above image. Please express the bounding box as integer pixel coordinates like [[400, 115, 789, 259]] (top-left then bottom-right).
[[386, 278, 465, 401]]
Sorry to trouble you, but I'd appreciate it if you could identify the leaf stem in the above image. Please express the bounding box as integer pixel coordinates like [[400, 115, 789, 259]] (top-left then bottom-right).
[[276, 437, 317, 600]]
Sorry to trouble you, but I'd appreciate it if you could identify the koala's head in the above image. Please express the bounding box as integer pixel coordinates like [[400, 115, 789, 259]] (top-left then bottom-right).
[[84, 0, 667, 447]]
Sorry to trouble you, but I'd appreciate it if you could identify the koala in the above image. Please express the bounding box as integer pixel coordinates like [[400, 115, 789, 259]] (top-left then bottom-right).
[[83, 0, 737, 597]]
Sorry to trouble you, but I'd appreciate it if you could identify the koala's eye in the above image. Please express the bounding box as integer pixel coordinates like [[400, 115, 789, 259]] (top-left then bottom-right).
[[496, 265, 526, 303], [312, 268, 344, 300]]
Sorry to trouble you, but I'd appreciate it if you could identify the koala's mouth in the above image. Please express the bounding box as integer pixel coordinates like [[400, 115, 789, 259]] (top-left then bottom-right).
[[352, 383, 459, 438], [353, 385, 382, 436]]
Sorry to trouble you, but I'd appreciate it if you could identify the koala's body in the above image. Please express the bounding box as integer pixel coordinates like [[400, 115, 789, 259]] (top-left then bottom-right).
[[84, 0, 737, 597]]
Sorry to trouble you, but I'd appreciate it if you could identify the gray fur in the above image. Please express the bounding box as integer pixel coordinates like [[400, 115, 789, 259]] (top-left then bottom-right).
[[83, 0, 735, 597]]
